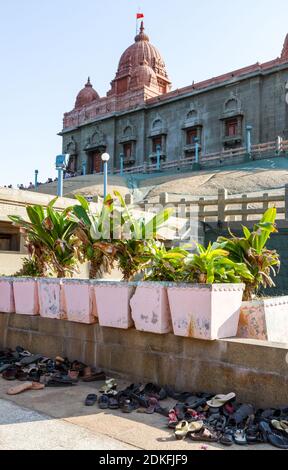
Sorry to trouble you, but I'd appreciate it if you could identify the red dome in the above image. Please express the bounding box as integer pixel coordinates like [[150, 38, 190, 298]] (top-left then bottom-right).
[[117, 22, 169, 81], [109, 22, 171, 96], [130, 61, 158, 89], [75, 78, 99, 109]]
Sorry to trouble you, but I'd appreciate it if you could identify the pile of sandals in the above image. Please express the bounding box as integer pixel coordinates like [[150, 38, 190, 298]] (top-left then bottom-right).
[[0, 347, 106, 390], [167, 392, 288, 449], [1, 347, 288, 449]]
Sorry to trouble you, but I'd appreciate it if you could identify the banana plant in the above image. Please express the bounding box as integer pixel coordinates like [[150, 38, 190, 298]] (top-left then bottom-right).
[[183, 242, 254, 285], [217, 208, 280, 300], [9, 198, 80, 278]]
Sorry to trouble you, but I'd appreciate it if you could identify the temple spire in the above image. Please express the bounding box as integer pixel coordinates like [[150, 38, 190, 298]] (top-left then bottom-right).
[[135, 21, 149, 42]]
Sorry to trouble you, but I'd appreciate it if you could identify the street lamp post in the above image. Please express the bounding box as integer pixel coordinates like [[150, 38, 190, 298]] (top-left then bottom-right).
[[193, 138, 200, 171], [246, 125, 253, 161], [101, 153, 110, 199], [55, 155, 68, 197], [34, 170, 39, 191], [156, 144, 161, 172], [120, 153, 124, 177], [82, 160, 87, 176]]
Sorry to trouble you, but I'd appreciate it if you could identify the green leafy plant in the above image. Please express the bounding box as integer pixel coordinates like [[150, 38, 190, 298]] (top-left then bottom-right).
[[9, 198, 80, 278], [113, 191, 175, 281], [71, 194, 118, 279], [144, 243, 188, 282], [183, 242, 254, 285], [217, 208, 280, 300]]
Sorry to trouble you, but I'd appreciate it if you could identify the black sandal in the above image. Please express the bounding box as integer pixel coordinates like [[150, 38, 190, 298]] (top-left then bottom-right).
[[85, 394, 98, 406]]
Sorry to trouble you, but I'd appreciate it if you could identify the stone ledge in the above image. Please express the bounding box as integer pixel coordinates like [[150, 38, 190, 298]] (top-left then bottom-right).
[[1, 313, 288, 408]]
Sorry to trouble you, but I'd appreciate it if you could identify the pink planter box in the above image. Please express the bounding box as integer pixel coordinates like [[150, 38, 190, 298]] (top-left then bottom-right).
[[167, 283, 245, 341], [13, 278, 39, 316], [62, 280, 97, 324], [130, 283, 172, 334], [94, 282, 136, 329], [38, 279, 66, 320], [0, 278, 15, 313], [237, 297, 288, 343]]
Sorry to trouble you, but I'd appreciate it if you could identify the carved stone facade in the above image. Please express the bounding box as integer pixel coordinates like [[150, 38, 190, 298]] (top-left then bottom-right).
[[60, 23, 288, 174]]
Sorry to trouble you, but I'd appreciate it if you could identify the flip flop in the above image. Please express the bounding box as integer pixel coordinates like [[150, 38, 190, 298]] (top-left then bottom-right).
[[234, 429, 247, 446], [7, 382, 33, 395], [85, 394, 98, 406], [7, 382, 44, 395], [207, 393, 236, 408]]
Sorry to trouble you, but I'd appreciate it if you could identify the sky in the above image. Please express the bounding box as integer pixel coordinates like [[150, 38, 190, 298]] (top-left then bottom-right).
[[0, 0, 288, 187]]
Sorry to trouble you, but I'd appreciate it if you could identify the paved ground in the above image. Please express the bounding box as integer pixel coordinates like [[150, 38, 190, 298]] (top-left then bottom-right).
[[0, 377, 274, 451]]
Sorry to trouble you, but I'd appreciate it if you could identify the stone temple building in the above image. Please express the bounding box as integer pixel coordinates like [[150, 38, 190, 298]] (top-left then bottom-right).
[[61, 22, 288, 174]]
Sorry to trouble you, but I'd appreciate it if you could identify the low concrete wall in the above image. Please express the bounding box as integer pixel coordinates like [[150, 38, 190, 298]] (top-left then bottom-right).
[[0, 313, 287, 408]]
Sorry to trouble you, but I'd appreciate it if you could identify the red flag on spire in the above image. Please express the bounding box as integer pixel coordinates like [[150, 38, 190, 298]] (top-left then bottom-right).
[[137, 13, 144, 19]]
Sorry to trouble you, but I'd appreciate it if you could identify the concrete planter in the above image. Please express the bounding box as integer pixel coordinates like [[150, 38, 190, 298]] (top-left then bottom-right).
[[37, 279, 66, 320], [13, 278, 39, 316], [0, 277, 15, 313], [237, 297, 288, 343], [130, 282, 172, 334], [94, 281, 136, 329], [167, 283, 245, 341], [62, 280, 97, 324]]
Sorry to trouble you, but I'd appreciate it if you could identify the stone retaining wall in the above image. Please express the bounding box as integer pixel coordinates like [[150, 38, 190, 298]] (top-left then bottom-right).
[[1, 313, 287, 408]]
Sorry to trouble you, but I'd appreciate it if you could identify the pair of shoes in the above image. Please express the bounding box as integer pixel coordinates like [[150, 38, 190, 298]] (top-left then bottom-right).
[[98, 395, 120, 410], [174, 421, 204, 440]]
